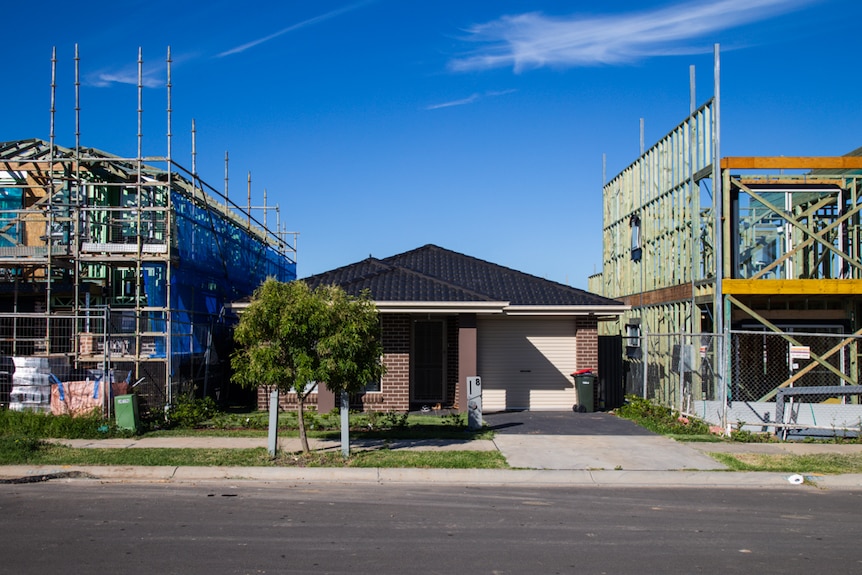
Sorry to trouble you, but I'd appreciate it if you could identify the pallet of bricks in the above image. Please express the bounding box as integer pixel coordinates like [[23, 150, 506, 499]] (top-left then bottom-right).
[[9, 357, 52, 413]]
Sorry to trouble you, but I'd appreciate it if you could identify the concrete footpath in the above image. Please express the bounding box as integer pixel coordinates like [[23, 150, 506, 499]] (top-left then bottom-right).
[[2, 433, 861, 490]]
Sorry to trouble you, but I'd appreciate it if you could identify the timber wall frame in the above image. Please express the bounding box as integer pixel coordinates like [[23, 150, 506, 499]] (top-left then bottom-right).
[[596, 99, 716, 337], [591, 43, 862, 417], [719, 156, 862, 396]]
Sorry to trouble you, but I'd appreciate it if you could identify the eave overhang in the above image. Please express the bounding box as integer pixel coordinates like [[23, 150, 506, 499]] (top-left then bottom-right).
[[501, 305, 630, 317], [374, 302, 630, 317], [375, 301, 508, 314]]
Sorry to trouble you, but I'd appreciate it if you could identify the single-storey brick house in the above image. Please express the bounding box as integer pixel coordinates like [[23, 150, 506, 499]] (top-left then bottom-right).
[[260, 245, 626, 413]]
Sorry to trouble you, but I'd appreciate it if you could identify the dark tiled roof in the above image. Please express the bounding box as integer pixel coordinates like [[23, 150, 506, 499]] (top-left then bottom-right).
[[303, 244, 622, 307]]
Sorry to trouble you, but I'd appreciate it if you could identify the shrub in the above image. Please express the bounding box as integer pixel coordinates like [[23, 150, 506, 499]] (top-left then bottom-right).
[[616, 396, 709, 435], [164, 396, 219, 429], [730, 422, 775, 443], [382, 411, 409, 430], [363, 410, 381, 430], [205, 411, 269, 430]]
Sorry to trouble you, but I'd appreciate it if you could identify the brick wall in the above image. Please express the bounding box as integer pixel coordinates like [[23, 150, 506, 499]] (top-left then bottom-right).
[[256, 387, 319, 411], [374, 313, 411, 411], [575, 317, 599, 372]]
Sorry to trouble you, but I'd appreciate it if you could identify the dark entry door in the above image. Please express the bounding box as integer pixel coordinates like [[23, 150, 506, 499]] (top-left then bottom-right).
[[413, 320, 444, 403]]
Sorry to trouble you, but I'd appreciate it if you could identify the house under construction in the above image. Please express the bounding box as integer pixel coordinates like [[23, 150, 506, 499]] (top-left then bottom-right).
[[0, 49, 296, 414], [590, 49, 862, 435]]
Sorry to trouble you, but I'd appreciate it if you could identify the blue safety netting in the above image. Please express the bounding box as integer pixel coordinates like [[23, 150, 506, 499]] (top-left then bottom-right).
[[140, 192, 296, 362]]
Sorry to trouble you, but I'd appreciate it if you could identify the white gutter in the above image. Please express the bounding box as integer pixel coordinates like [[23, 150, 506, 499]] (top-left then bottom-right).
[[375, 302, 630, 316], [375, 301, 508, 314], [501, 305, 630, 316]]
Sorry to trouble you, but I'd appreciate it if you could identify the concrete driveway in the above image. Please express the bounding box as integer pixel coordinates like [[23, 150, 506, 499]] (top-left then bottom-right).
[[484, 410, 656, 436], [483, 411, 726, 471]]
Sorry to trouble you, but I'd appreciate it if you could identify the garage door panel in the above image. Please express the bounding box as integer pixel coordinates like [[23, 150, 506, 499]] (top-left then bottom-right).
[[483, 389, 507, 412], [530, 389, 576, 411], [478, 317, 577, 411]]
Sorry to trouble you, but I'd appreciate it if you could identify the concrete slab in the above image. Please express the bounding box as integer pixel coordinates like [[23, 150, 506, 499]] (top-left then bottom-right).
[[493, 434, 727, 471]]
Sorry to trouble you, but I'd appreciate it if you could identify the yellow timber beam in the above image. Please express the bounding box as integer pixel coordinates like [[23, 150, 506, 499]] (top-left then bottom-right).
[[723, 279, 862, 295], [722, 157, 862, 170]]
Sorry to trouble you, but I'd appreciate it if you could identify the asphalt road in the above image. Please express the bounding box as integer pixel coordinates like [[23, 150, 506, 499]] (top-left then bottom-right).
[[2, 482, 861, 574]]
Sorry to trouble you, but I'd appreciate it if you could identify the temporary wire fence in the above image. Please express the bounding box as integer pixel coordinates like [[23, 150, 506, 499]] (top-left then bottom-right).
[[0, 306, 225, 415], [634, 332, 726, 428], [0, 309, 111, 412], [634, 330, 862, 437], [729, 329, 862, 438]]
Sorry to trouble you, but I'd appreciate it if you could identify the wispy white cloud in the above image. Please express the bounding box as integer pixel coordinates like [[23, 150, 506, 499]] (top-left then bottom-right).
[[218, 0, 374, 57], [426, 94, 480, 110], [449, 0, 816, 72], [87, 67, 164, 89], [84, 50, 198, 89], [425, 89, 516, 110]]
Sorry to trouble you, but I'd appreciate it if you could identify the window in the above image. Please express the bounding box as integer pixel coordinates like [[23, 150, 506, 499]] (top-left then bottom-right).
[[0, 187, 23, 248], [625, 323, 641, 348], [362, 379, 381, 393], [630, 214, 642, 261], [624, 323, 642, 359], [362, 355, 384, 393]]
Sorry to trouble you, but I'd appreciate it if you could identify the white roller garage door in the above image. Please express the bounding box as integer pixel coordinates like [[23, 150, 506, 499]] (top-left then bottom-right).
[[477, 316, 578, 411]]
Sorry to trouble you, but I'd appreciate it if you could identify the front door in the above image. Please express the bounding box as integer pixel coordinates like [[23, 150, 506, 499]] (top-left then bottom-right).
[[412, 320, 445, 403]]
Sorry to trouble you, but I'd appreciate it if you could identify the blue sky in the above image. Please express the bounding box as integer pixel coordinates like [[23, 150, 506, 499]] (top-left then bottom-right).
[[4, 0, 860, 288]]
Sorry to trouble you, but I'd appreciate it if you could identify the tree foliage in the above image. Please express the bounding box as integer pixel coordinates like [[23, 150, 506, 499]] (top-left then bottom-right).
[[230, 279, 384, 452]]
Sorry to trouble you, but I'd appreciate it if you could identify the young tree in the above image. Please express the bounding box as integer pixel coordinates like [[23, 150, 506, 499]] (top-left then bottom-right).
[[231, 279, 384, 453]]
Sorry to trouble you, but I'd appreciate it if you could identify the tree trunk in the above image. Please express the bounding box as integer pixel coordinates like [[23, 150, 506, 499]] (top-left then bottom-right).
[[297, 394, 310, 453]]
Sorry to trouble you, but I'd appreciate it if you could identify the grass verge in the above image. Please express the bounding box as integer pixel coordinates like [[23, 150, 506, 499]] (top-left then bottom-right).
[[709, 452, 862, 474], [0, 438, 508, 469], [145, 425, 492, 442], [277, 449, 508, 469]]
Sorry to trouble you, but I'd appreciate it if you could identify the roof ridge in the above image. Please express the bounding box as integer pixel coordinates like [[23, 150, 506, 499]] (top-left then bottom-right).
[[345, 258, 398, 285], [389, 243, 609, 299], [390, 263, 498, 301], [303, 244, 623, 307]]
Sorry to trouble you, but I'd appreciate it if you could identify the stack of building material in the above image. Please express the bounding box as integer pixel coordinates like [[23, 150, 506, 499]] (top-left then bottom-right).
[[50, 370, 130, 417], [51, 380, 104, 416], [8, 357, 52, 413]]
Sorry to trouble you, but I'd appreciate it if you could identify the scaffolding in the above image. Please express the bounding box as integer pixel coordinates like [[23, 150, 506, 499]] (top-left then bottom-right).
[[0, 47, 297, 412]]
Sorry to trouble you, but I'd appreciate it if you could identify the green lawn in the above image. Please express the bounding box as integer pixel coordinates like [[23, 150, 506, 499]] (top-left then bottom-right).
[[0, 437, 508, 469], [709, 452, 862, 474]]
